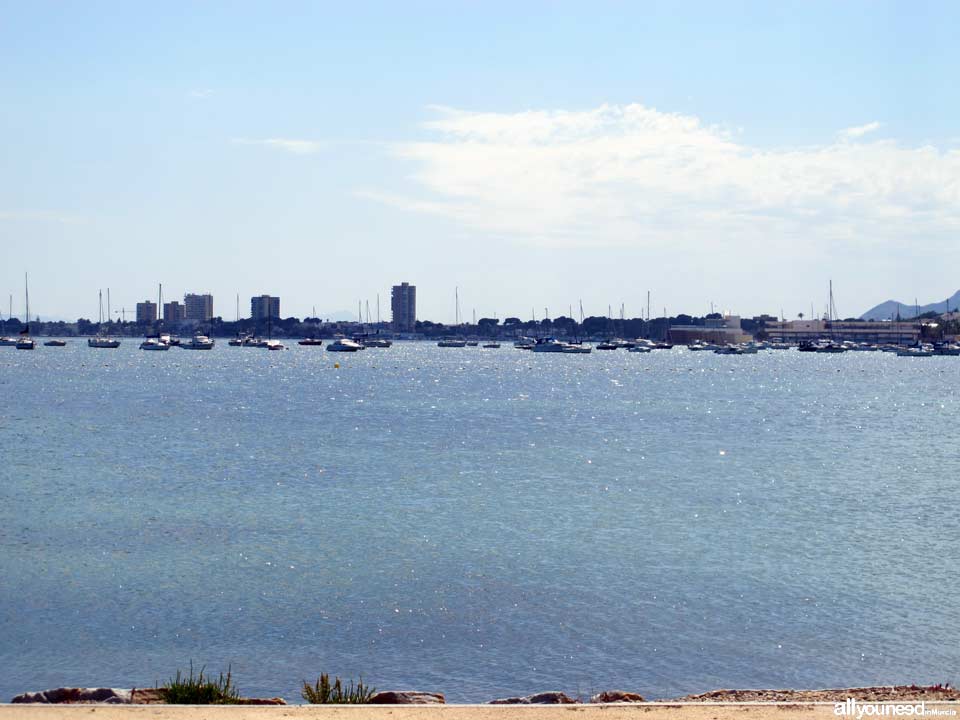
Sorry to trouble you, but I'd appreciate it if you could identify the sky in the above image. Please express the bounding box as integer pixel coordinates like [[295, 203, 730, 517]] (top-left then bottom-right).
[[2, 1, 959, 323]]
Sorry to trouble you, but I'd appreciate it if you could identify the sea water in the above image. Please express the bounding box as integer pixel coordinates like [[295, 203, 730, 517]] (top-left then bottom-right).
[[1, 342, 958, 702]]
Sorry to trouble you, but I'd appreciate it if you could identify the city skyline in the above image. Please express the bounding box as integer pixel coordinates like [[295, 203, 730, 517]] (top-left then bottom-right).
[[3, 2, 958, 322]]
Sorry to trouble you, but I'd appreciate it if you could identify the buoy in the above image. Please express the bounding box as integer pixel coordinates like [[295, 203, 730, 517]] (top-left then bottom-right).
[[334, 362, 340, 369]]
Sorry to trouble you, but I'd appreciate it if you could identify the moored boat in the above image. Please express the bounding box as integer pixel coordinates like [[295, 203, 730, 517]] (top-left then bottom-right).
[[327, 338, 363, 352], [180, 333, 215, 350]]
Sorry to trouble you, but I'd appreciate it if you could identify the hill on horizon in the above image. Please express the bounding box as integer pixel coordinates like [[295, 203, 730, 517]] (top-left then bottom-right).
[[860, 290, 960, 320]]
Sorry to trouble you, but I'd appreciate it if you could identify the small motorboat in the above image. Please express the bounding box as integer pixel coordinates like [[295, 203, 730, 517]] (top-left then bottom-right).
[[327, 338, 363, 352]]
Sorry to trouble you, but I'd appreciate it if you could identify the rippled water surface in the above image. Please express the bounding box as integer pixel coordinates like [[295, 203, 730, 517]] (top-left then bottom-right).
[[1, 342, 958, 701]]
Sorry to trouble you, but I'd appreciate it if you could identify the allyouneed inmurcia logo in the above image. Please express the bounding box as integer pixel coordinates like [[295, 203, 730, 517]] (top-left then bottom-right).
[[834, 699, 957, 718]]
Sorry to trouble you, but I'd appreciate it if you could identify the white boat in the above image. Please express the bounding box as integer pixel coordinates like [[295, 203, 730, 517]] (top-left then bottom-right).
[[180, 333, 215, 350], [531, 338, 569, 352], [562, 344, 591, 354], [327, 338, 363, 352], [714, 345, 744, 355], [139, 337, 170, 351], [437, 338, 467, 347], [897, 345, 934, 357], [627, 345, 652, 353], [934, 343, 960, 356], [264, 339, 285, 350], [513, 337, 535, 350]]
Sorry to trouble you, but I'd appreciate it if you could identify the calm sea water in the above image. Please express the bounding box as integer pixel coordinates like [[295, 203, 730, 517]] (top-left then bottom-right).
[[1, 341, 958, 702]]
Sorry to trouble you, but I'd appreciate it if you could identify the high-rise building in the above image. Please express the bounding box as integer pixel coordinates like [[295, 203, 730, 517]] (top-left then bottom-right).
[[391, 282, 416, 332], [136, 300, 157, 324], [184, 293, 214, 321], [163, 301, 187, 322], [250, 295, 280, 320]]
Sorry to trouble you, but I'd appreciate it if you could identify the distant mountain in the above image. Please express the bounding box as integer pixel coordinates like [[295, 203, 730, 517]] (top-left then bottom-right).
[[860, 290, 960, 320]]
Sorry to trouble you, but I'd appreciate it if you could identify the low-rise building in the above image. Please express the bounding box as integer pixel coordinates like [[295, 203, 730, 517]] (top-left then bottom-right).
[[669, 315, 752, 345], [764, 319, 919, 344]]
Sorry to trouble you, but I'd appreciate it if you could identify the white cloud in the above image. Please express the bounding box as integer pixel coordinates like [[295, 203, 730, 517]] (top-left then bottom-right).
[[371, 104, 960, 255], [189, 89, 215, 99], [232, 137, 326, 154], [839, 121, 882, 139]]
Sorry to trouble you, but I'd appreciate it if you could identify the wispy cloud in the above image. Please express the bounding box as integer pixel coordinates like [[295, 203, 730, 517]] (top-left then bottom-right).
[[232, 137, 326, 155], [369, 104, 960, 254], [189, 88, 215, 99], [839, 121, 882, 139]]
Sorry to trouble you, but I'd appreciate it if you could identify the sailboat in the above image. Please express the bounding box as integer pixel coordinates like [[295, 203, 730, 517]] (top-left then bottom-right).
[[89, 290, 121, 348], [141, 283, 170, 350], [0, 295, 17, 346], [15, 274, 35, 349], [438, 287, 467, 346]]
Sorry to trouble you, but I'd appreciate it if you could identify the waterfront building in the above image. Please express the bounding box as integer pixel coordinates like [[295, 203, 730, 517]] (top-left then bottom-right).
[[135, 300, 157, 324], [764, 319, 920, 344], [251, 295, 280, 320], [669, 315, 752, 345], [391, 282, 416, 332], [184, 293, 213, 321], [163, 301, 187, 322]]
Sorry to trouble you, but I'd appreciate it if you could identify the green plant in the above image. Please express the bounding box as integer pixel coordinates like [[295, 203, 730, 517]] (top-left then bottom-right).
[[162, 662, 240, 704], [301, 673, 375, 704]]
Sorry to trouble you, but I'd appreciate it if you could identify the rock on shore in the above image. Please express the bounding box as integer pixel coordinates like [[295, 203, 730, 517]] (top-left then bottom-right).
[[489, 691, 577, 704], [12, 688, 131, 704], [368, 691, 446, 704], [590, 690, 645, 703], [10, 687, 284, 705]]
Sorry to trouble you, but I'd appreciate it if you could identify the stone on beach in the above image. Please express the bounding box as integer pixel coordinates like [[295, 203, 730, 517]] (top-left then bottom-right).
[[368, 690, 446, 704], [590, 690, 645, 703], [489, 691, 577, 704]]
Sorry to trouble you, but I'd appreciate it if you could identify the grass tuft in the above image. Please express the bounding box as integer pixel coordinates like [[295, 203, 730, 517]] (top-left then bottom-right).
[[162, 662, 240, 704], [301, 673, 376, 704]]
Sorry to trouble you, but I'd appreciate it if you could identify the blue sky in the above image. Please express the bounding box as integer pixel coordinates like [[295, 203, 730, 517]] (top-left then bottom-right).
[[2, 1, 958, 322]]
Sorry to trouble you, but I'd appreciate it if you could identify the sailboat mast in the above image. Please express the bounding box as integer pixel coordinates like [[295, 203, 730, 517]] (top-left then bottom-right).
[[376, 294, 380, 325], [455, 287, 460, 325], [107, 288, 112, 326], [24, 273, 29, 330]]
